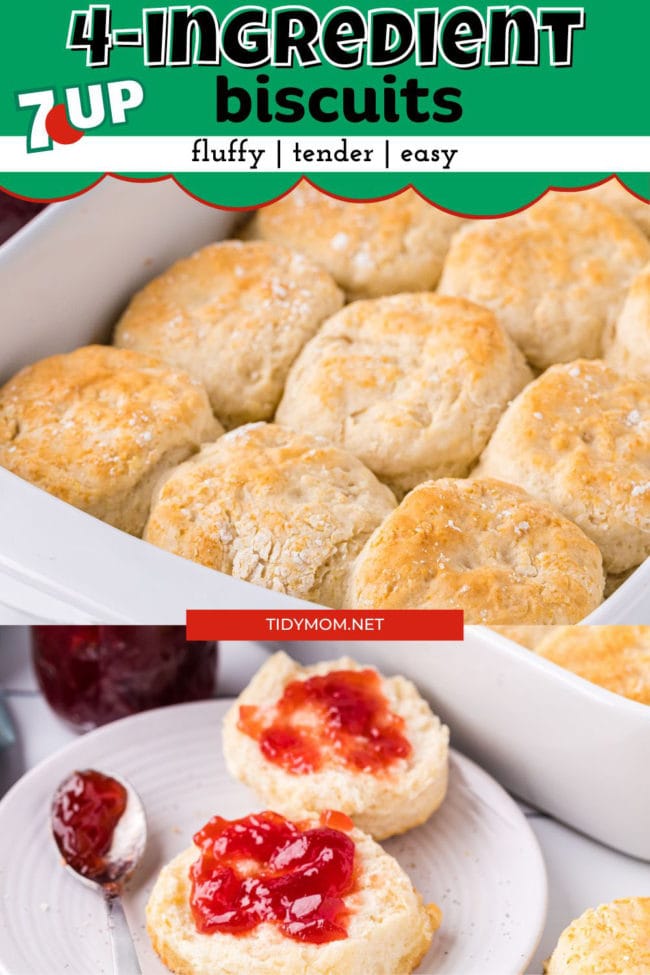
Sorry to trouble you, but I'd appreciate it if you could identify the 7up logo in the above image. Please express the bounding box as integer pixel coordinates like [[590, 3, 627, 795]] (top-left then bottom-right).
[[17, 80, 144, 152]]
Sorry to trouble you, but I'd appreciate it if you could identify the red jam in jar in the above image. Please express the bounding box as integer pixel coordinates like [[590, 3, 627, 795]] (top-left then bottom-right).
[[238, 668, 412, 775], [51, 769, 127, 880], [189, 811, 356, 943], [31, 626, 217, 731]]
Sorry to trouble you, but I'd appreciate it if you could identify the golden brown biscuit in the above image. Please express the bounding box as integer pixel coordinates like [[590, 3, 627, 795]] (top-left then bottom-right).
[[565, 181, 650, 236], [276, 294, 532, 496], [475, 359, 650, 573], [146, 813, 439, 975], [0, 345, 220, 535], [246, 185, 463, 300], [144, 422, 396, 607], [546, 898, 650, 974], [223, 652, 449, 840], [535, 626, 650, 704], [439, 196, 650, 368], [349, 478, 604, 624], [114, 240, 343, 428], [605, 264, 650, 380]]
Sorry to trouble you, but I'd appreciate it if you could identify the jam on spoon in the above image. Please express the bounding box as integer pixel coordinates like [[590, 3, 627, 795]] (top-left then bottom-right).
[[52, 769, 128, 882], [51, 768, 146, 974], [189, 810, 356, 944], [238, 668, 412, 775]]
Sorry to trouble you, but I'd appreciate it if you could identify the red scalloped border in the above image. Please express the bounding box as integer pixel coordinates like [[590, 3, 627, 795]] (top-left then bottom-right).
[[0, 172, 647, 221]]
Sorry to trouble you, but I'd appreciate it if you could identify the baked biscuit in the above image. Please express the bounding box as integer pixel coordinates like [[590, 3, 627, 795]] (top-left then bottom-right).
[[349, 478, 604, 624], [566, 181, 650, 236], [0, 344, 220, 535], [114, 240, 343, 428], [546, 898, 650, 975], [439, 196, 650, 368], [276, 294, 532, 496], [475, 359, 650, 573], [147, 811, 438, 975], [144, 423, 396, 607], [535, 625, 650, 704], [605, 264, 650, 380], [223, 652, 449, 840], [246, 185, 463, 300]]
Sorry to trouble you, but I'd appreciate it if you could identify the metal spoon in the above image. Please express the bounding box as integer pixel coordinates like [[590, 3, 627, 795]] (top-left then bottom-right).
[[51, 770, 147, 974]]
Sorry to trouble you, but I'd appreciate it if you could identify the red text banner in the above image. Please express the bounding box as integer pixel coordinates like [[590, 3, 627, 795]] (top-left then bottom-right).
[[186, 609, 463, 642]]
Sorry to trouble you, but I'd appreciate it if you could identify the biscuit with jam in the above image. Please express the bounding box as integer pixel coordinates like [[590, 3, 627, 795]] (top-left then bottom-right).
[[147, 808, 439, 975], [223, 652, 449, 840]]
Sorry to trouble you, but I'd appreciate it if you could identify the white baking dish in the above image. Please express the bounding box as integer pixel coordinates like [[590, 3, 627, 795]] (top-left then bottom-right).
[[285, 630, 650, 861], [0, 180, 313, 621], [0, 177, 649, 622]]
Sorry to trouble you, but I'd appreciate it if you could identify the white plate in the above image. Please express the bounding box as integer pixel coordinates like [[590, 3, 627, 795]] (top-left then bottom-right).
[[0, 699, 547, 975]]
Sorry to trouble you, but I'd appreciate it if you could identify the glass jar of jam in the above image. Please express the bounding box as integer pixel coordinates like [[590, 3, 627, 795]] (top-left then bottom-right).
[[31, 626, 217, 731]]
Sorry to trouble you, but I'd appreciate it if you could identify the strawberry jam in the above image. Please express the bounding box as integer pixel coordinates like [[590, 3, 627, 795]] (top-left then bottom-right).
[[189, 811, 356, 943], [32, 626, 216, 731], [238, 668, 412, 775], [51, 769, 127, 880]]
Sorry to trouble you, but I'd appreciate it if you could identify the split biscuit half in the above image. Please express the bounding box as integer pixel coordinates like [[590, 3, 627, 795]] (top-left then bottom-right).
[[223, 651, 449, 840]]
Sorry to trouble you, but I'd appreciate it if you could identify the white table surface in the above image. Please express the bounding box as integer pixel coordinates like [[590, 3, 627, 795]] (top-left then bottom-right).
[[1, 629, 649, 975]]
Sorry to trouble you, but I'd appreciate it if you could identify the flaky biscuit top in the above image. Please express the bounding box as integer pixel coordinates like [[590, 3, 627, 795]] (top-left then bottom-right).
[[144, 422, 396, 607], [476, 359, 650, 573], [0, 344, 220, 534], [276, 292, 532, 496], [535, 625, 650, 705], [247, 185, 464, 300], [439, 196, 650, 368], [547, 898, 650, 975], [114, 239, 343, 428], [350, 477, 604, 624], [605, 263, 650, 380]]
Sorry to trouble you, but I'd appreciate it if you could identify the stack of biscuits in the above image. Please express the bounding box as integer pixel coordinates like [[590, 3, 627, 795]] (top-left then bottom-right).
[[1, 182, 649, 624]]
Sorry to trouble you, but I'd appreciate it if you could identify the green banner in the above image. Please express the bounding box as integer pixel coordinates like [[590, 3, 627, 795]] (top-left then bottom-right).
[[0, 1, 648, 209]]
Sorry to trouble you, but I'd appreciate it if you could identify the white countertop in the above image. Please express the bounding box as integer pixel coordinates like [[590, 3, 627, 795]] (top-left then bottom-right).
[[1, 629, 648, 975]]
